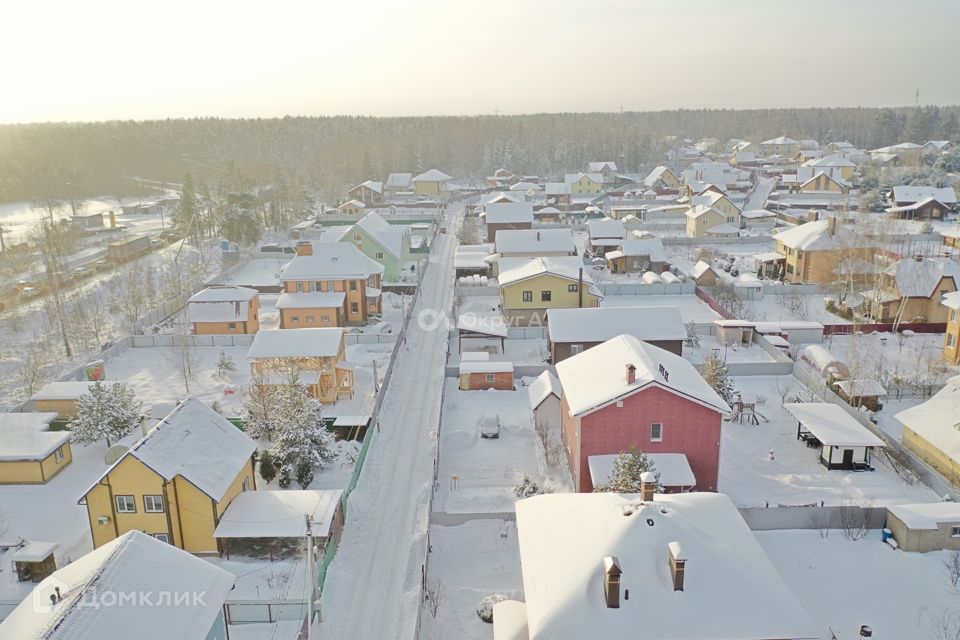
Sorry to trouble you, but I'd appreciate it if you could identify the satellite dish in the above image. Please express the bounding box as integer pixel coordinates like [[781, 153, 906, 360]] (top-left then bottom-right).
[[104, 445, 129, 465]]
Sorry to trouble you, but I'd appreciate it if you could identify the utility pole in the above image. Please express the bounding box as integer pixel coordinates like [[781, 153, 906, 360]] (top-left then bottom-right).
[[305, 514, 315, 636]]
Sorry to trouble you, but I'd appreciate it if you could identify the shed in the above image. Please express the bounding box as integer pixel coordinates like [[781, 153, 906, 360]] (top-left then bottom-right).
[[527, 371, 562, 430], [30, 381, 104, 418], [714, 319, 754, 346], [587, 453, 696, 492], [689, 260, 719, 286], [733, 274, 764, 300], [11, 541, 59, 583], [0, 414, 73, 484], [886, 503, 960, 552], [835, 379, 887, 412], [785, 402, 885, 470], [753, 321, 824, 345], [458, 353, 514, 391]]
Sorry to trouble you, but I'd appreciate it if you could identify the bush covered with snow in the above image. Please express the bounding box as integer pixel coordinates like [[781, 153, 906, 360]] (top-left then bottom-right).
[[476, 594, 507, 623], [514, 474, 548, 498]]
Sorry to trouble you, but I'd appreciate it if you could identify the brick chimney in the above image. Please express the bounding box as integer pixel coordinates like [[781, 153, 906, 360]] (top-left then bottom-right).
[[668, 541, 686, 591], [603, 556, 622, 608], [295, 241, 313, 256], [626, 364, 637, 385], [640, 471, 655, 501], [827, 216, 837, 235]]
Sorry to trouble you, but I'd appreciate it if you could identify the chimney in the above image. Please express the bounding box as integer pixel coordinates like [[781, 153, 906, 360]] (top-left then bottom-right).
[[55, 586, 62, 602], [827, 216, 837, 235], [139, 413, 148, 437], [536, 231, 541, 241], [859, 626, 873, 638], [806, 210, 817, 223], [295, 241, 313, 256], [668, 541, 686, 591], [640, 471, 655, 501], [914, 254, 923, 263], [626, 364, 636, 385], [603, 556, 622, 608]]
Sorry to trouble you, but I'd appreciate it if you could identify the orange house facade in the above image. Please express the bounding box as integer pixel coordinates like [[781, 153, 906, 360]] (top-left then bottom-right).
[[188, 286, 260, 334]]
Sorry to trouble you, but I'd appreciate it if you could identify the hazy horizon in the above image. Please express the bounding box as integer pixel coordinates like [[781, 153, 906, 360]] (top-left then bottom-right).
[[4, 0, 959, 125]]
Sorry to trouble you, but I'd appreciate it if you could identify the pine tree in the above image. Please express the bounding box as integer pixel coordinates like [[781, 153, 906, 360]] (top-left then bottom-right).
[[269, 379, 336, 483], [69, 381, 142, 446], [277, 467, 292, 489], [685, 321, 700, 347], [258, 449, 278, 484], [295, 461, 315, 489], [216, 349, 236, 379], [700, 352, 735, 404], [592, 447, 660, 493], [175, 172, 200, 242]]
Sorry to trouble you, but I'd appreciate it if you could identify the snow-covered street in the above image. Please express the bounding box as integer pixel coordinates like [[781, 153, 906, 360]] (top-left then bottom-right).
[[316, 206, 460, 639]]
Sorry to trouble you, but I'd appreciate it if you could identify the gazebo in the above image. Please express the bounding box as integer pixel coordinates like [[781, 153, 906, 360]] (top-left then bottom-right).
[[785, 403, 885, 470]]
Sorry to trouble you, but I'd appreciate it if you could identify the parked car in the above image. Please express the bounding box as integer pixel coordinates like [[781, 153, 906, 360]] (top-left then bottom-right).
[[73, 266, 93, 278]]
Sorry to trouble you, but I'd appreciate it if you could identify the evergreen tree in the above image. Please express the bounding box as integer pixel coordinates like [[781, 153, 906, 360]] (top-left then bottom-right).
[[277, 467, 292, 489], [258, 449, 278, 484], [939, 112, 959, 142], [242, 378, 279, 440], [684, 321, 700, 347], [700, 352, 735, 404], [175, 172, 200, 242], [295, 461, 315, 489], [592, 447, 660, 493], [269, 379, 336, 482], [216, 349, 236, 379], [69, 381, 142, 446]]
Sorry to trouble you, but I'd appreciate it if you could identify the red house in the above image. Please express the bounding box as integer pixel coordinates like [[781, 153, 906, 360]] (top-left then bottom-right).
[[555, 334, 729, 492]]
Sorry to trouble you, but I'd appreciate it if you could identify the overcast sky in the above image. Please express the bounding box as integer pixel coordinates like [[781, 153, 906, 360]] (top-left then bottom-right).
[[3, 0, 958, 124]]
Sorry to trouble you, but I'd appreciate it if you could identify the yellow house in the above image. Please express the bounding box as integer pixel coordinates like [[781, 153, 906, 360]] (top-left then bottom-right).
[[0, 413, 72, 484], [498, 257, 603, 326], [338, 199, 367, 216], [799, 172, 849, 194], [79, 398, 257, 554], [802, 154, 856, 182], [188, 286, 260, 335], [684, 205, 728, 238], [247, 327, 354, 403], [278, 243, 384, 328], [941, 292, 960, 364], [412, 169, 453, 198], [897, 377, 960, 487], [688, 189, 741, 224], [774, 218, 874, 284], [861, 257, 960, 324], [759, 136, 800, 158], [31, 381, 106, 419], [564, 173, 604, 195], [643, 166, 681, 190]]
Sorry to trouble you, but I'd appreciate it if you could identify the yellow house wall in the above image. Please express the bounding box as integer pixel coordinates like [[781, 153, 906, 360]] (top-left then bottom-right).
[[501, 274, 601, 311], [280, 307, 341, 328], [686, 210, 726, 238], [902, 427, 960, 486], [415, 181, 441, 197], [192, 298, 260, 335], [572, 177, 602, 194], [38, 443, 71, 481], [34, 398, 80, 419], [0, 460, 45, 484], [945, 309, 960, 364], [85, 456, 169, 549], [173, 476, 219, 553], [284, 277, 375, 325]]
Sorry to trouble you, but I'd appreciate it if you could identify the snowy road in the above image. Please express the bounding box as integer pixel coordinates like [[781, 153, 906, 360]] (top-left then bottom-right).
[[744, 176, 777, 212], [317, 205, 462, 639]]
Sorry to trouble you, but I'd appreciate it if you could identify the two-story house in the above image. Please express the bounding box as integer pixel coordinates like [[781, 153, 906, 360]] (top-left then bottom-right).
[[774, 217, 874, 284], [759, 135, 800, 158], [79, 398, 257, 554], [862, 256, 960, 324], [498, 256, 603, 326], [564, 173, 604, 195], [338, 211, 412, 281], [188, 285, 260, 335], [346, 179, 384, 206], [278, 242, 384, 327], [943, 292, 960, 364], [247, 327, 353, 403], [412, 168, 453, 198]]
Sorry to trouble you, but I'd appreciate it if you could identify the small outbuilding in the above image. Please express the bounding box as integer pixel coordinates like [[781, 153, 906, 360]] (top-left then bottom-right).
[[527, 371, 562, 430], [689, 260, 719, 286], [713, 319, 754, 347], [30, 381, 104, 419], [886, 503, 960, 552], [458, 352, 514, 390], [10, 541, 59, 583], [0, 412, 72, 484], [835, 379, 887, 412], [785, 402, 885, 470]]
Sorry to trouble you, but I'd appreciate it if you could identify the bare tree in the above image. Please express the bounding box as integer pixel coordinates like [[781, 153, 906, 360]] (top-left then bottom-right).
[[808, 511, 830, 539], [774, 377, 794, 406], [424, 580, 445, 619], [928, 606, 960, 640], [16, 342, 48, 399], [165, 334, 198, 393], [534, 415, 566, 474], [944, 550, 960, 588], [838, 502, 871, 541], [781, 291, 811, 321]]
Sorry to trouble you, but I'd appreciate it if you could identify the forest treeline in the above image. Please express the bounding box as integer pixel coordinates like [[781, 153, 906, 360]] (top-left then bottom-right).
[[1, 105, 957, 204]]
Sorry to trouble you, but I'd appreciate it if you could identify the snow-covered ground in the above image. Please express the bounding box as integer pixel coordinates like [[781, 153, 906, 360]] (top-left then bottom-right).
[[315, 204, 459, 639], [684, 334, 777, 364], [719, 375, 940, 507], [821, 331, 958, 388], [601, 293, 724, 323], [745, 292, 851, 325], [503, 338, 548, 364], [436, 381, 542, 515], [758, 530, 960, 640], [421, 520, 523, 640], [214, 257, 290, 288]]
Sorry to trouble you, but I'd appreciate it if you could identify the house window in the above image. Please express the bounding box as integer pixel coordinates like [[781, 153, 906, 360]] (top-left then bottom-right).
[[376, 252, 384, 260], [568, 284, 579, 293], [54, 447, 64, 463], [227, 322, 237, 330], [152, 533, 170, 544], [354, 234, 362, 241], [948, 333, 957, 348], [115, 495, 136, 513], [570, 344, 584, 355], [291, 315, 300, 322], [650, 423, 663, 442], [321, 314, 330, 322], [296, 282, 304, 292], [350, 281, 358, 291], [485, 373, 495, 383], [351, 302, 359, 313], [306, 315, 315, 324], [143, 495, 165, 513], [541, 290, 552, 302], [952, 525, 960, 538], [242, 477, 251, 491], [522, 291, 533, 302]]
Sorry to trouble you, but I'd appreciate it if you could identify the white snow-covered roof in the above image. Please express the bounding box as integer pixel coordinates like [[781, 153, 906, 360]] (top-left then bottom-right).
[[689, 260, 714, 278], [891, 185, 957, 205], [588, 161, 618, 172], [248, 328, 344, 359], [774, 219, 837, 250], [544, 182, 571, 195], [495, 229, 575, 255], [588, 218, 625, 239], [482, 201, 535, 225], [280, 242, 384, 280], [547, 306, 685, 344], [346, 211, 407, 260], [510, 181, 541, 192], [0, 531, 234, 640], [385, 172, 413, 188], [339, 199, 366, 210], [889, 257, 960, 298], [31, 381, 99, 401], [683, 204, 720, 220], [761, 135, 799, 145], [588, 452, 696, 488], [528, 371, 561, 410], [643, 165, 674, 188], [741, 208, 777, 219], [412, 168, 453, 183], [886, 196, 951, 213], [755, 251, 785, 262], [536, 206, 561, 214], [783, 403, 885, 448], [0, 412, 58, 430], [459, 359, 514, 375], [800, 172, 850, 190], [82, 398, 256, 501], [803, 153, 855, 168], [188, 285, 258, 303], [753, 320, 823, 332], [454, 244, 495, 270], [888, 502, 960, 529], [943, 291, 960, 310], [497, 256, 599, 292], [896, 376, 960, 463], [214, 490, 343, 538], [564, 173, 604, 185], [457, 313, 508, 337], [798, 344, 849, 377], [555, 334, 728, 418], [706, 223, 740, 236], [0, 418, 70, 461], [352, 179, 383, 194], [836, 379, 887, 397], [275, 291, 346, 309], [513, 492, 819, 640], [11, 541, 59, 562]]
